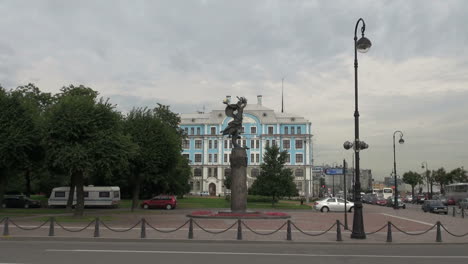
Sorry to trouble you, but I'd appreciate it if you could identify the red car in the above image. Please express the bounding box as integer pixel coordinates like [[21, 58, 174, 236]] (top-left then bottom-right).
[[376, 198, 387, 206], [447, 198, 456, 206], [141, 195, 177, 210]]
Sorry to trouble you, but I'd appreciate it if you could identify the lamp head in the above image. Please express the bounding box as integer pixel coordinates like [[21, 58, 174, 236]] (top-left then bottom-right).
[[399, 138, 404, 144], [357, 36, 372, 53], [343, 141, 353, 150], [359, 141, 369, 150]]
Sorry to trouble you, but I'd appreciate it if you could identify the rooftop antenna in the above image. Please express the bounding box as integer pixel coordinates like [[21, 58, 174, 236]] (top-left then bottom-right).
[[281, 77, 284, 113]]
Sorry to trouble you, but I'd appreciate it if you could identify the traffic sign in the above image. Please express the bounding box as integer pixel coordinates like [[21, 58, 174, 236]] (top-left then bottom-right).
[[325, 168, 344, 175]]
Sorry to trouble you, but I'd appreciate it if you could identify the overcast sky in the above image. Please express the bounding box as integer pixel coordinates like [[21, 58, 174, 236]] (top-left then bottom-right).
[[1, 0, 467, 180]]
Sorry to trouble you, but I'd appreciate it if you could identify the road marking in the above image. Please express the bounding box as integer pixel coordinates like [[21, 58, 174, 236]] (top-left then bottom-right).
[[45, 249, 468, 259], [380, 213, 434, 226]]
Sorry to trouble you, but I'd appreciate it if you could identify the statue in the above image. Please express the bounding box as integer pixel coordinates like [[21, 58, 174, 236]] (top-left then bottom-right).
[[221, 96, 248, 149]]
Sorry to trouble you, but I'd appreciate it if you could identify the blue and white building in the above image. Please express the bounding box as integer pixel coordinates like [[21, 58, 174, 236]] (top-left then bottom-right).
[[180, 95, 313, 197]]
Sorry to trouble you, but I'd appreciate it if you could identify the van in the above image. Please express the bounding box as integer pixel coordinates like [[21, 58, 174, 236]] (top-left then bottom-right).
[[48, 186, 120, 208]]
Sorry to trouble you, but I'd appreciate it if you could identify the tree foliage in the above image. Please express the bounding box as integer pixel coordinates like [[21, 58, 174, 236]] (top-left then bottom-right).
[[402, 171, 423, 199], [249, 145, 297, 205]]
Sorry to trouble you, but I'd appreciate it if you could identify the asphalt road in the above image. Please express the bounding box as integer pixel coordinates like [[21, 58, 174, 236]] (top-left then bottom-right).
[[1, 239, 467, 264]]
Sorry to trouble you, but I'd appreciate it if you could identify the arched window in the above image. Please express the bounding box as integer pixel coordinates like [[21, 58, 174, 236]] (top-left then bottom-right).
[[251, 168, 259, 178], [194, 168, 202, 177], [295, 169, 304, 177], [224, 168, 231, 177]]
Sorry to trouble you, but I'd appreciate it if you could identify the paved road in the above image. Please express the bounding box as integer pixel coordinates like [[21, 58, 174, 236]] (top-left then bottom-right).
[[1, 239, 468, 264]]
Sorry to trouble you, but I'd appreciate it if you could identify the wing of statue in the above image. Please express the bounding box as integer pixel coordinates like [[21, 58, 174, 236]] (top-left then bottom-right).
[[225, 105, 236, 118]]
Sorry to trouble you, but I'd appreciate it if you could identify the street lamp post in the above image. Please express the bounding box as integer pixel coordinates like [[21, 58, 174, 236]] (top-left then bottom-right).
[[331, 162, 338, 197], [421, 161, 429, 198], [343, 18, 372, 239], [393, 131, 404, 209]]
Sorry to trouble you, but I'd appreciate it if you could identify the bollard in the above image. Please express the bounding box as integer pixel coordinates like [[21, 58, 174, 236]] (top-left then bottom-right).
[[140, 218, 146, 239], [188, 218, 193, 239], [3, 217, 9, 236], [336, 220, 342, 242], [386, 222, 392, 243], [237, 219, 242, 240], [48, 217, 55, 237], [436, 221, 442, 243], [286, 220, 292, 241], [94, 217, 100, 238], [453, 207, 456, 217], [462, 208, 465, 218]]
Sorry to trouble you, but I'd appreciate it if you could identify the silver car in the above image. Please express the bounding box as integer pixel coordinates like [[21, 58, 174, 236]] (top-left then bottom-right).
[[314, 197, 354, 212]]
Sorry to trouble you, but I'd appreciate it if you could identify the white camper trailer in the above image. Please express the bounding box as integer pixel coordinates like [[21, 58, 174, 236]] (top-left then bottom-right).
[[48, 186, 120, 208]]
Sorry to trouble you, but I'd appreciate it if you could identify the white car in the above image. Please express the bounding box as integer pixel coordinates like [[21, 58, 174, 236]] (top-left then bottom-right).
[[314, 197, 354, 212], [199, 191, 210, 196]]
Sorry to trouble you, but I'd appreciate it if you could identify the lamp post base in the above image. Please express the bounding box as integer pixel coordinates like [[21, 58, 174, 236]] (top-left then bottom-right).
[[350, 201, 366, 239]]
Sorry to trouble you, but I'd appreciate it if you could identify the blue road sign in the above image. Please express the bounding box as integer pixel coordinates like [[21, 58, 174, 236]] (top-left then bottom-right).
[[325, 168, 343, 175]]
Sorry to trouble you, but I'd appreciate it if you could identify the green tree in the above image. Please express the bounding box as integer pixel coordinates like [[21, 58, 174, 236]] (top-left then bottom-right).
[[402, 171, 423, 200], [433, 167, 453, 194], [10, 84, 52, 197], [448, 167, 468, 183], [43, 85, 136, 216], [0, 86, 38, 204], [249, 145, 296, 206], [124, 107, 182, 211]]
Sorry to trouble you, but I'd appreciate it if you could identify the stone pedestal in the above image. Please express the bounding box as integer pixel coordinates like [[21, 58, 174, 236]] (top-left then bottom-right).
[[230, 147, 247, 213]]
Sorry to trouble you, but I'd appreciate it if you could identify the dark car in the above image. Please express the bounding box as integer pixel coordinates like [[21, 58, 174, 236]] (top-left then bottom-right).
[[1, 195, 41, 209], [386, 196, 406, 209], [422, 200, 448, 214], [141, 195, 177, 210], [376, 197, 387, 206]]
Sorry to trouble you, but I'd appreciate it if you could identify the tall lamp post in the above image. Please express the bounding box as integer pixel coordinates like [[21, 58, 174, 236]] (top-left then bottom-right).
[[331, 162, 338, 197], [343, 18, 372, 239], [393, 131, 404, 209], [421, 161, 429, 198]]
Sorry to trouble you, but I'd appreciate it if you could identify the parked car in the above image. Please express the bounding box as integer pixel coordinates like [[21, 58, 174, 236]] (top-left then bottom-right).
[[421, 200, 448, 214], [447, 197, 456, 206], [386, 197, 406, 209], [141, 195, 177, 210], [404, 195, 413, 203], [199, 191, 210, 196], [415, 194, 427, 204], [459, 198, 468, 209], [1, 195, 41, 209], [313, 197, 354, 213]]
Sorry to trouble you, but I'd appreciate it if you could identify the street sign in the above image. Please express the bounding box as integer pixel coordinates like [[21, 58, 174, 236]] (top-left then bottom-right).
[[325, 168, 344, 175]]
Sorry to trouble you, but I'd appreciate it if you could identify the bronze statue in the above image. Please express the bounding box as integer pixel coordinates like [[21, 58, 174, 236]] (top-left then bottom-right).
[[221, 96, 248, 149]]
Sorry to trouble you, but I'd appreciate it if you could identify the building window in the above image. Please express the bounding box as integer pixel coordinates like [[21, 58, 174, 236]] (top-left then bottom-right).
[[194, 168, 202, 176], [256, 153, 259, 163], [285, 154, 290, 163], [268, 126, 274, 135], [251, 153, 254, 163], [196, 181, 201, 190], [251, 168, 259, 177], [251, 126, 257, 134], [297, 127, 301, 134], [296, 154, 303, 163], [241, 126, 245, 133], [256, 140, 259, 149], [195, 140, 202, 149], [214, 140, 218, 149], [190, 127, 195, 135], [224, 140, 228, 149], [229, 141, 233, 148], [197, 127, 201, 135], [225, 168, 231, 177], [250, 140, 255, 149], [182, 154, 190, 161], [182, 140, 190, 149], [208, 168, 212, 177], [283, 140, 290, 149], [211, 127, 216, 135], [208, 154, 212, 163], [214, 154, 218, 163], [272, 140, 276, 146], [295, 169, 304, 177], [214, 168, 218, 178], [184, 128, 188, 135], [209, 140, 212, 149], [224, 154, 228, 163], [295, 140, 303, 149], [285, 127, 289, 134], [194, 154, 202, 163], [242, 140, 246, 147], [297, 182, 302, 190], [291, 127, 295, 135], [266, 140, 270, 148]]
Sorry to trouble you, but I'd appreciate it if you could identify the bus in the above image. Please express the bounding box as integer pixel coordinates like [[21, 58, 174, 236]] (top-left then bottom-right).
[[445, 183, 468, 203], [48, 186, 120, 208], [382, 188, 393, 199]]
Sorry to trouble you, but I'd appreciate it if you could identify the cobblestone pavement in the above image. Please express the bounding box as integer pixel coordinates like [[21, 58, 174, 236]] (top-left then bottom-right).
[[2, 203, 467, 243]]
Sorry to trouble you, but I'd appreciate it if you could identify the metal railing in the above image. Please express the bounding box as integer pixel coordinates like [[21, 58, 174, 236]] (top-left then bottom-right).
[[1, 216, 468, 242]]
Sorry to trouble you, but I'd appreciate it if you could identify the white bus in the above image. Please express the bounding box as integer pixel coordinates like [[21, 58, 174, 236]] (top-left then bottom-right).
[[445, 183, 468, 203], [382, 188, 393, 199], [48, 186, 120, 208]]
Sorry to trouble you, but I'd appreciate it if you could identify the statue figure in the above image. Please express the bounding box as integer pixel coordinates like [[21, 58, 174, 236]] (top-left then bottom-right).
[[221, 96, 248, 149]]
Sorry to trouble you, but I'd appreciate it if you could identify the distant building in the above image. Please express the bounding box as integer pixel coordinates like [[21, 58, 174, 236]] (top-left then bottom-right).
[[179, 95, 313, 196]]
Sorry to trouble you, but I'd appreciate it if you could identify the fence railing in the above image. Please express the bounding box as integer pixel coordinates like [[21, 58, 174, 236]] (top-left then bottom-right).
[[1, 216, 468, 242]]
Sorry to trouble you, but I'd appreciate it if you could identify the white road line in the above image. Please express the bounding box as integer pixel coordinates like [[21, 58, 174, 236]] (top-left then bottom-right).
[[380, 213, 434, 226], [45, 249, 468, 259]]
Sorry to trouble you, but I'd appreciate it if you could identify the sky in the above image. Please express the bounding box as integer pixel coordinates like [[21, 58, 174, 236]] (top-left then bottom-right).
[[1, 0, 467, 180]]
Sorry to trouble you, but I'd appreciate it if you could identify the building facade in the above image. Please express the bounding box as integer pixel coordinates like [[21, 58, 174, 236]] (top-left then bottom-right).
[[180, 95, 313, 197]]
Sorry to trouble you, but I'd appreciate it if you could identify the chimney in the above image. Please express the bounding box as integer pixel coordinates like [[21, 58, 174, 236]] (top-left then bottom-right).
[[257, 95, 262, 105], [226, 95, 231, 103]]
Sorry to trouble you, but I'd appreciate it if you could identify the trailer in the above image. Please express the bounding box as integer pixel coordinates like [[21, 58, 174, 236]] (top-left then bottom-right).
[[48, 186, 120, 208]]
